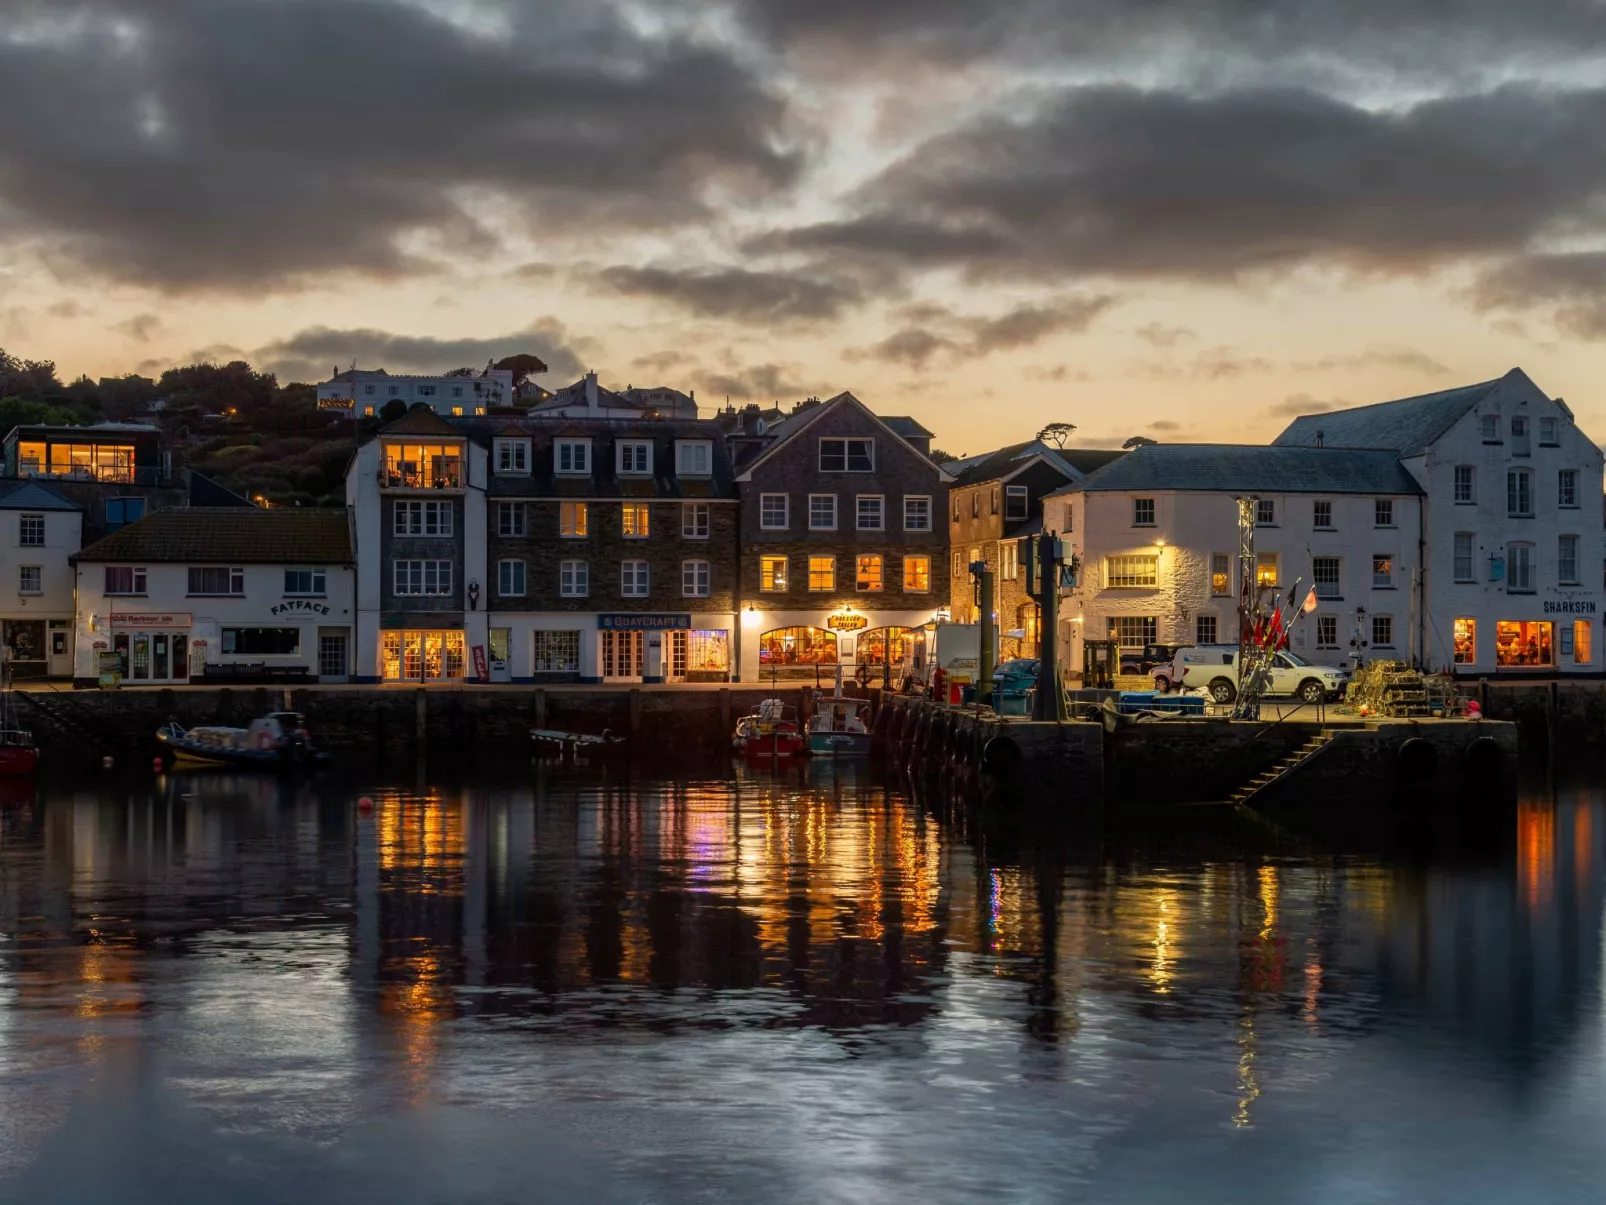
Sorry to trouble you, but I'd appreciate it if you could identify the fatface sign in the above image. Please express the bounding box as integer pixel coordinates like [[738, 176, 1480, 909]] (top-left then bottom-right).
[[271, 599, 333, 619], [827, 611, 868, 632]]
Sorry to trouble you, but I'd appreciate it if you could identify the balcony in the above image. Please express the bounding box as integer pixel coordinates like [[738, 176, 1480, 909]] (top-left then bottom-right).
[[382, 443, 463, 491]]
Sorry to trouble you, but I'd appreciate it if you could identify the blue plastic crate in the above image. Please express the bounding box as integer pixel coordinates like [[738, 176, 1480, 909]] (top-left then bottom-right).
[[1117, 691, 1205, 716]]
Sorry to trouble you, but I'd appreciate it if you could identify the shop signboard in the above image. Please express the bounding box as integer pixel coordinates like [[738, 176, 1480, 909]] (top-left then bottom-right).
[[597, 614, 691, 630], [471, 644, 488, 680], [270, 599, 333, 620], [110, 613, 191, 629], [97, 649, 122, 689], [827, 611, 868, 632]]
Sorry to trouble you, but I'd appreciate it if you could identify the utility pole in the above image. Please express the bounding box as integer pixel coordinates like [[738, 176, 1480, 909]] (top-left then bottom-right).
[[972, 558, 995, 705], [1026, 532, 1068, 721]]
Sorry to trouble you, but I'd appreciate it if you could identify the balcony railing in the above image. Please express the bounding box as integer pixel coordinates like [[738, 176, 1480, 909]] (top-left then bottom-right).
[[16, 464, 167, 486], [381, 464, 462, 490]]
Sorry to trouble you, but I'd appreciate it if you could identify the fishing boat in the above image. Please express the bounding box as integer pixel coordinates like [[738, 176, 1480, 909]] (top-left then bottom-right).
[[732, 697, 805, 759], [806, 665, 872, 756], [156, 711, 328, 772], [0, 659, 38, 777]]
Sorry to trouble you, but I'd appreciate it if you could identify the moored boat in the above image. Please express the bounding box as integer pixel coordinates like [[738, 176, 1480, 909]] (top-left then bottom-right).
[[0, 730, 38, 777], [807, 666, 872, 756], [733, 698, 805, 758], [156, 711, 328, 772]]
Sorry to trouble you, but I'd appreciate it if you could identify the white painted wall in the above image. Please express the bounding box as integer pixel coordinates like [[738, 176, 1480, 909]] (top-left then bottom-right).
[[317, 370, 515, 415], [0, 506, 81, 622]]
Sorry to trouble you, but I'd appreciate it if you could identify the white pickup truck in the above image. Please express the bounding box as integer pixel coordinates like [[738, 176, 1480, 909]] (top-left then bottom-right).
[[1154, 644, 1351, 705]]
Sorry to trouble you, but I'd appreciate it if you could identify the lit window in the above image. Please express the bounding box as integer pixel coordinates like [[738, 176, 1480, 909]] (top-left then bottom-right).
[[1255, 552, 1278, 586], [560, 502, 588, 538], [856, 555, 884, 592], [1114, 616, 1156, 648], [1496, 620, 1553, 666], [621, 502, 650, 538], [1372, 554, 1393, 588], [1575, 620, 1593, 665], [1210, 553, 1231, 596], [383, 442, 460, 489], [760, 494, 789, 530], [903, 555, 930, 592], [760, 556, 788, 592], [1453, 618, 1476, 664], [1001, 541, 1019, 580], [808, 556, 836, 591]]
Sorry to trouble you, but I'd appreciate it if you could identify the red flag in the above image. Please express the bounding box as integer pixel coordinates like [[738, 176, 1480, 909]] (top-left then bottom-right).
[[1265, 605, 1285, 650]]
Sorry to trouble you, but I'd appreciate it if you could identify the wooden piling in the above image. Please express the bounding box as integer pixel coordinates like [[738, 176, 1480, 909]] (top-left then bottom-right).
[[629, 688, 643, 739], [534, 688, 547, 729], [414, 688, 427, 742], [719, 688, 731, 735]]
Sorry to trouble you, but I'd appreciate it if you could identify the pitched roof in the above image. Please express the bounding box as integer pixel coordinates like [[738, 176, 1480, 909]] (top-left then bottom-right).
[[74, 507, 353, 563], [1054, 444, 1422, 496], [450, 416, 739, 498], [1272, 368, 1542, 455], [733, 392, 955, 482], [882, 415, 933, 439], [379, 406, 462, 437], [944, 440, 1122, 486], [0, 483, 80, 511], [1057, 448, 1127, 475]]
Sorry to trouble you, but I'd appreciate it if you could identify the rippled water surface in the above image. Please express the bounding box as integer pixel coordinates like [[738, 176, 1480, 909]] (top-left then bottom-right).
[[1, 761, 1604, 1203]]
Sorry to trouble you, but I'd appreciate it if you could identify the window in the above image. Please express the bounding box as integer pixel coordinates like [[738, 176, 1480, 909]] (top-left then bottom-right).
[[1114, 616, 1156, 648], [621, 560, 650, 597], [222, 628, 300, 656], [682, 502, 709, 539], [1256, 552, 1279, 587], [1506, 542, 1534, 593], [1313, 500, 1332, 529], [559, 560, 588, 597], [188, 566, 244, 596], [104, 566, 146, 595], [555, 439, 591, 475], [969, 547, 980, 573], [1133, 498, 1155, 526], [761, 494, 789, 530], [809, 494, 838, 531], [105, 497, 144, 533], [985, 487, 996, 516], [497, 501, 526, 537], [383, 442, 460, 489], [1453, 618, 1476, 664], [450, 407, 463, 417], [1105, 554, 1158, 587], [621, 502, 650, 538], [676, 441, 712, 477], [365, 384, 376, 396], [856, 495, 884, 531], [560, 501, 588, 538], [760, 556, 788, 592], [283, 568, 327, 596], [18, 514, 44, 547], [1372, 615, 1394, 647], [1372, 554, 1393, 589], [1001, 540, 1019, 580], [417, 385, 436, 398], [682, 559, 711, 598], [1005, 485, 1029, 520], [1454, 465, 1475, 504], [617, 440, 652, 475], [389, 385, 401, 397], [1511, 415, 1530, 455], [498, 560, 527, 597], [1316, 615, 1338, 648], [808, 556, 836, 591], [1454, 533, 1475, 582], [1375, 499, 1394, 527], [394, 560, 453, 596], [17, 440, 135, 483], [856, 554, 884, 592], [970, 492, 979, 519], [1256, 499, 1275, 525], [18, 566, 40, 595], [363, 405, 375, 417], [451, 386, 463, 399], [1575, 620, 1593, 665], [1211, 553, 1231, 596], [760, 626, 837, 667], [1497, 620, 1553, 667], [1560, 534, 1580, 584], [1559, 469, 1579, 508], [1313, 557, 1341, 598], [819, 437, 873, 472], [1195, 614, 1217, 644], [495, 439, 529, 474], [904, 496, 932, 531], [1507, 469, 1532, 517], [394, 500, 452, 536], [533, 630, 581, 673], [1481, 413, 1499, 441], [903, 555, 930, 592], [1540, 416, 1560, 445], [953, 551, 963, 579]]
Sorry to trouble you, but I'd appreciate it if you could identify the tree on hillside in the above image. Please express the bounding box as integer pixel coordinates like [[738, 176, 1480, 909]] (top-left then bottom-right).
[[0, 349, 62, 401], [0, 398, 82, 432], [379, 398, 408, 423], [1122, 435, 1157, 449], [1035, 421, 1076, 448], [492, 353, 549, 389], [157, 360, 278, 418], [930, 448, 961, 464], [444, 367, 477, 377]]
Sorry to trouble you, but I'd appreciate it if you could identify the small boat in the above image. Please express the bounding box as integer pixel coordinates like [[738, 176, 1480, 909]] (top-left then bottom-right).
[[733, 698, 804, 759], [0, 662, 37, 777], [531, 727, 626, 756], [156, 711, 327, 772], [807, 666, 872, 756]]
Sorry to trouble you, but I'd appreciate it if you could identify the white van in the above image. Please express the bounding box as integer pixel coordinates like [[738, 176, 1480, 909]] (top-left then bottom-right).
[[1156, 645, 1350, 704]]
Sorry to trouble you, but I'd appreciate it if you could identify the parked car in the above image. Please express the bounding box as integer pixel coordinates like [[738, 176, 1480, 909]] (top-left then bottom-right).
[[1119, 642, 1190, 676], [1155, 645, 1349, 704]]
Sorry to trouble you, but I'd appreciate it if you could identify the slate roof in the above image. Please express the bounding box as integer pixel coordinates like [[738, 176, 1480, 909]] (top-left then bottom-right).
[[450, 416, 739, 498], [74, 507, 354, 563], [379, 406, 462, 437], [944, 440, 1124, 486], [1054, 444, 1422, 496], [0, 483, 80, 511], [882, 416, 933, 439], [1272, 368, 1541, 455]]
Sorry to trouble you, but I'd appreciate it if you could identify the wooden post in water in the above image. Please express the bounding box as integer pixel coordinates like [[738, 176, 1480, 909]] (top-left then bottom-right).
[[534, 688, 547, 729], [1479, 676, 1489, 717], [629, 688, 643, 740], [1548, 679, 1560, 764], [414, 688, 427, 743], [719, 688, 731, 735]]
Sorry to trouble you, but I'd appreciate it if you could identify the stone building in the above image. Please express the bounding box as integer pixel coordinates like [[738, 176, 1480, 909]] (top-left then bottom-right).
[[944, 441, 1123, 657], [733, 392, 951, 683]]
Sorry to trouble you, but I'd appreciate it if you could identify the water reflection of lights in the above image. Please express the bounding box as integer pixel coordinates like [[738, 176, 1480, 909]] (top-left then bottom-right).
[[1518, 802, 1556, 912], [1234, 1012, 1261, 1128], [1150, 891, 1176, 995]]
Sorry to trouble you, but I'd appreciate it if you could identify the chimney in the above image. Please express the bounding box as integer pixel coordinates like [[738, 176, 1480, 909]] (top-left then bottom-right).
[[1315, 429, 1324, 448], [585, 370, 599, 415]]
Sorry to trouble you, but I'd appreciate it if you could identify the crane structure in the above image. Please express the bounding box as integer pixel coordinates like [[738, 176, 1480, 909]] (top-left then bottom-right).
[[1233, 495, 1275, 720]]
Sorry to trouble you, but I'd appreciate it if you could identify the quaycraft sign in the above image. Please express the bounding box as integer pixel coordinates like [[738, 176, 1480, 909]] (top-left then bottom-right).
[[271, 599, 332, 618], [598, 613, 690, 630]]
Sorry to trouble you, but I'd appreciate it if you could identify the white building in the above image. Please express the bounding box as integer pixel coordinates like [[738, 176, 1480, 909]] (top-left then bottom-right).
[[526, 372, 699, 421], [316, 368, 516, 417], [0, 483, 82, 678], [72, 508, 356, 684], [1045, 445, 1425, 671], [1274, 369, 1604, 678]]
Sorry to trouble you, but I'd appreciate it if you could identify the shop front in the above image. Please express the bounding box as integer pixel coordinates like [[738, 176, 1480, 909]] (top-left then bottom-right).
[[1450, 597, 1599, 675], [2, 618, 72, 680], [105, 612, 193, 683], [596, 613, 733, 684], [381, 629, 467, 681], [743, 606, 940, 684]]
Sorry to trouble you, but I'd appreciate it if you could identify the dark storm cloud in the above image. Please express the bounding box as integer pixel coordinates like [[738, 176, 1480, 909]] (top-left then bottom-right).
[[595, 265, 864, 324], [698, 362, 829, 401], [253, 319, 590, 384], [759, 84, 1606, 284], [849, 296, 1116, 369], [1473, 253, 1606, 339], [0, 0, 797, 291]]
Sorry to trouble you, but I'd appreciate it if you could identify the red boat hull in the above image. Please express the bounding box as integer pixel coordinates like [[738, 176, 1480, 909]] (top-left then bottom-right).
[[0, 746, 39, 776]]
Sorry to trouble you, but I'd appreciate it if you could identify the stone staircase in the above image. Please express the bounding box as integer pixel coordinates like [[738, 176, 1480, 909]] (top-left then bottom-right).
[[1229, 732, 1334, 807]]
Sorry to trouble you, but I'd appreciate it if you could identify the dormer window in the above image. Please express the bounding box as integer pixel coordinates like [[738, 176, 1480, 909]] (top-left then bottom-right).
[[1005, 485, 1029, 520], [555, 438, 591, 476], [494, 438, 530, 474], [618, 440, 653, 476], [676, 440, 712, 477], [820, 437, 873, 472]]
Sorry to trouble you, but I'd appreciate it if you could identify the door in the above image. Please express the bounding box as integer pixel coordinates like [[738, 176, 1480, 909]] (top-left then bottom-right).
[[666, 631, 687, 682], [172, 634, 188, 682], [48, 622, 70, 678], [152, 634, 169, 681], [319, 633, 348, 680], [131, 634, 150, 681], [601, 631, 643, 679]]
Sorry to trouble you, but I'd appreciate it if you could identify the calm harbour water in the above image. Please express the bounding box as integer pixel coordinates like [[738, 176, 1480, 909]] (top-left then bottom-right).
[[0, 760, 1604, 1204]]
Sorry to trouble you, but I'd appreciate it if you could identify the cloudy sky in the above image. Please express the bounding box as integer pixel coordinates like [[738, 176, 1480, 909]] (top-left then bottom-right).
[[4, 0, 1606, 454]]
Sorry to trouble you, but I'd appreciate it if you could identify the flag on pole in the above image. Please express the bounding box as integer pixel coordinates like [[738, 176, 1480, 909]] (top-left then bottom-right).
[[1301, 586, 1318, 614]]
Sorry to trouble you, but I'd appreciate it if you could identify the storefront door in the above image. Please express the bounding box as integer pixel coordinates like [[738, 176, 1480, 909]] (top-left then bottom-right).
[[381, 630, 465, 681], [118, 629, 189, 683], [601, 631, 643, 680]]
